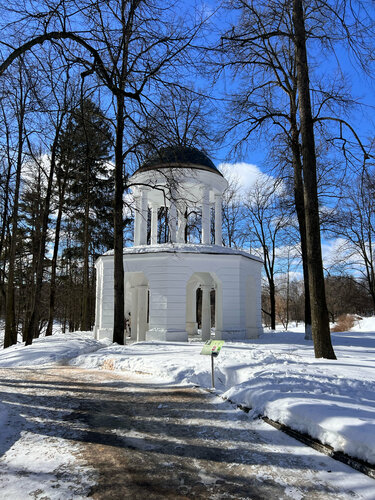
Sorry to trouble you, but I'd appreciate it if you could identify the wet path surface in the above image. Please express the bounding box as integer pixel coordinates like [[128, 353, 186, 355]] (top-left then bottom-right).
[[0, 367, 372, 499]]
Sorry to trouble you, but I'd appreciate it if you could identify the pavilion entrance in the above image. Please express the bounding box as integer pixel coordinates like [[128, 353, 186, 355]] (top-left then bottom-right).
[[186, 272, 222, 340]]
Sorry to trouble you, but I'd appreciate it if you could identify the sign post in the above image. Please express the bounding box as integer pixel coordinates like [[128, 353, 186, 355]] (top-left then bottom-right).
[[200, 340, 225, 388]]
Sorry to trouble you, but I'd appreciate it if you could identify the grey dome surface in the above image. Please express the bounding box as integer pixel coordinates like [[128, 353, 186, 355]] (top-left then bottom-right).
[[135, 146, 222, 176]]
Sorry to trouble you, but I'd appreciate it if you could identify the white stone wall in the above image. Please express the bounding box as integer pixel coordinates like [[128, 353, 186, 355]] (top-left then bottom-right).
[[94, 246, 263, 342]]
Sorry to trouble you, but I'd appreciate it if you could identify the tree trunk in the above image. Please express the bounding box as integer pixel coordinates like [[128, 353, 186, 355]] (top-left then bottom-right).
[[4, 107, 25, 348], [25, 131, 59, 345], [0, 108, 13, 301], [0, 153, 12, 308], [113, 93, 125, 345], [269, 279, 276, 330], [81, 161, 91, 331], [289, 107, 312, 340], [46, 174, 67, 337], [292, 0, 336, 359], [295, 179, 313, 341]]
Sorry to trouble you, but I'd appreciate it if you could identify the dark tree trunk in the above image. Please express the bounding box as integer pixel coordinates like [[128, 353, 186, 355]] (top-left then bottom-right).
[[365, 264, 375, 313], [293, 169, 312, 340], [289, 104, 312, 340], [0, 156, 12, 308], [269, 279, 276, 330], [292, 0, 336, 359], [0, 109, 13, 298], [301, 241, 312, 339], [4, 108, 25, 348], [46, 174, 67, 337], [81, 161, 91, 331], [25, 131, 60, 345], [113, 93, 125, 345]]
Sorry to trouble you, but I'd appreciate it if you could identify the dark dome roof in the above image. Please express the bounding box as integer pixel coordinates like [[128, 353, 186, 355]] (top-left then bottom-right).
[[136, 146, 222, 176]]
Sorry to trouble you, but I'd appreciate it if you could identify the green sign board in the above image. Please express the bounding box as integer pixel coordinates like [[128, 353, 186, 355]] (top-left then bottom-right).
[[200, 340, 225, 356]]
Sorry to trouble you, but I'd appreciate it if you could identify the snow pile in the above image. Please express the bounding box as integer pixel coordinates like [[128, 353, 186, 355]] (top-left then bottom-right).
[[352, 316, 375, 332], [0, 331, 108, 367], [70, 323, 375, 466]]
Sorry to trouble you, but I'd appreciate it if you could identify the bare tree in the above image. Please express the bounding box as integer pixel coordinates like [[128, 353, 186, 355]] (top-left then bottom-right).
[[244, 177, 293, 330], [24, 53, 76, 343], [291, 0, 334, 357], [217, 0, 375, 357], [140, 86, 215, 153], [0, 0, 203, 345], [3, 58, 33, 347], [217, 3, 318, 341], [332, 167, 375, 311], [220, 172, 245, 248], [0, 101, 17, 311]]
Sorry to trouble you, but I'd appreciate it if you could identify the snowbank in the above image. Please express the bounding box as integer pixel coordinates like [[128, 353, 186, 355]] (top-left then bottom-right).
[[0, 332, 108, 367]]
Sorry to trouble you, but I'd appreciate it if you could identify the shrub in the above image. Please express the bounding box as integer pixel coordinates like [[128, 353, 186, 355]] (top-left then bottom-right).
[[331, 314, 356, 332]]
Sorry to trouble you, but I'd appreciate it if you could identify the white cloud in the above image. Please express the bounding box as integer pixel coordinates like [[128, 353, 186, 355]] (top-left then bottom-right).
[[218, 162, 274, 194], [21, 154, 51, 186]]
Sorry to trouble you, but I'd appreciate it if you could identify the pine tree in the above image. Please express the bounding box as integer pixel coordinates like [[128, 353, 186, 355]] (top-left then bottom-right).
[[57, 98, 113, 331]]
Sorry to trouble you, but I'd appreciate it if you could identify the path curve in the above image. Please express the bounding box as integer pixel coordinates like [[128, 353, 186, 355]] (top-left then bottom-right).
[[0, 367, 372, 499]]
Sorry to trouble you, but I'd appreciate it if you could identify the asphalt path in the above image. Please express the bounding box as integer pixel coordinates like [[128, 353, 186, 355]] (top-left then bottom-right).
[[0, 367, 371, 499]]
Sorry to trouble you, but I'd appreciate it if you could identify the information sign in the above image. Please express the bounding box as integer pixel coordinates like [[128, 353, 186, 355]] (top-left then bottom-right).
[[200, 340, 225, 388], [200, 340, 225, 357]]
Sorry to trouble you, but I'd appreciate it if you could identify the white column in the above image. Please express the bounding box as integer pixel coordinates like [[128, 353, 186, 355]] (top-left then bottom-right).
[[169, 199, 177, 243], [201, 187, 210, 245], [137, 285, 148, 341], [186, 283, 198, 335], [139, 189, 149, 246], [214, 284, 223, 339], [215, 193, 223, 246], [134, 195, 141, 246], [201, 284, 211, 341], [131, 286, 138, 340], [177, 206, 186, 243], [151, 203, 158, 245]]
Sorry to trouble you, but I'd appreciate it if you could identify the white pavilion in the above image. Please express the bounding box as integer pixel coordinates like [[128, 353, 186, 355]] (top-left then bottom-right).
[[94, 146, 263, 343]]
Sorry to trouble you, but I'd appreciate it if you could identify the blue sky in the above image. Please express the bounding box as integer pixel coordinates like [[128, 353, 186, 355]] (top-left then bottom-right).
[[200, 1, 375, 172]]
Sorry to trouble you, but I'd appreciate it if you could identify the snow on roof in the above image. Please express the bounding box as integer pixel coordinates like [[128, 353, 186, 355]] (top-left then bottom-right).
[[102, 243, 263, 262]]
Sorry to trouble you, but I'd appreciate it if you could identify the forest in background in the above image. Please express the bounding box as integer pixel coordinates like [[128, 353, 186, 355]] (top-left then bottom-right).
[[0, 0, 375, 359]]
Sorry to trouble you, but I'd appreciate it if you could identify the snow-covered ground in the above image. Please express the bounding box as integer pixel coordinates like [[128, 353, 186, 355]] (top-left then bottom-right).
[[0, 331, 107, 367], [1, 320, 375, 470]]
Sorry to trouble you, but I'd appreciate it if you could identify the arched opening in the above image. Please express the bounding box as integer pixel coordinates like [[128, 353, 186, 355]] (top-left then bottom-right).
[[186, 272, 222, 340], [195, 288, 216, 329]]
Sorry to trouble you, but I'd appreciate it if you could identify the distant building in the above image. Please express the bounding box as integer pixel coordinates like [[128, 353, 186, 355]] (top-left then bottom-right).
[[94, 146, 263, 342]]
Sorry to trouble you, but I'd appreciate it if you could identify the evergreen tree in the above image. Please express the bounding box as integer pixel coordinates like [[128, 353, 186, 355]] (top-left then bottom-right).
[[18, 161, 50, 338], [57, 98, 113, 331]]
